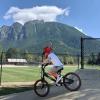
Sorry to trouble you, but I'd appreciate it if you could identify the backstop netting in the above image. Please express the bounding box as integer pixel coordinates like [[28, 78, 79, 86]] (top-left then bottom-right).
[[81, 38, 100, 69]]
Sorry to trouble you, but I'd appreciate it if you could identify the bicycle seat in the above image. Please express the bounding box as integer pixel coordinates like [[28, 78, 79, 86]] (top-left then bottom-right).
[[57, 68, 63, 74]]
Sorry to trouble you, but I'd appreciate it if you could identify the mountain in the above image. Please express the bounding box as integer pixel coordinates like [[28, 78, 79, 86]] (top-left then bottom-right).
[[0, 20, 100, 55]]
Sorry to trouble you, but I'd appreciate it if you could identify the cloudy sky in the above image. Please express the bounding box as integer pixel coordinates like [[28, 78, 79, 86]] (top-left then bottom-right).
[[0, 0, 100, 38], [4, 6, 69, 25]]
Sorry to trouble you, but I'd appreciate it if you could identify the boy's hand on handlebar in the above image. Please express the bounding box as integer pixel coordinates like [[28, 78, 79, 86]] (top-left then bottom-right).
[[41, 62, 49, 66], [42, 58, 51, 66], [41, 62, 44, 66]]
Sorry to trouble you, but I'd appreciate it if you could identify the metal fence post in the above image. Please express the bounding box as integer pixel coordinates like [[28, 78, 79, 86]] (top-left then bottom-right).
[[0, 51, 3, 86], [77, 55, 80, 69], [81, 37, 84, 69]]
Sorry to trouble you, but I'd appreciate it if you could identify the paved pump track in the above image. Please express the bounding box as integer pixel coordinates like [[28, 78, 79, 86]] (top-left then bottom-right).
[[0, 69, 100, 100]]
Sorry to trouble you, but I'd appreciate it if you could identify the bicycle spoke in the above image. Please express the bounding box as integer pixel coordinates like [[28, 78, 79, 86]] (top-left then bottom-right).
[[34, 79, 49, 97], [63, 72, 81, 91]]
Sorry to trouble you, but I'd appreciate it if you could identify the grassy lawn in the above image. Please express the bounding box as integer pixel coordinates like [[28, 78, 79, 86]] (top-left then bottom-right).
[[1, 65, 78, 82], [84, 65, 100, 70]]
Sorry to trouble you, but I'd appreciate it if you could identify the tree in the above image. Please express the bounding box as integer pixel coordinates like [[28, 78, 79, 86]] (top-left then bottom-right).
[[24, 53, 34, 62], [0, 44, 3, 52], [6, 48, 21, 59], [87, 53, 96, 65]]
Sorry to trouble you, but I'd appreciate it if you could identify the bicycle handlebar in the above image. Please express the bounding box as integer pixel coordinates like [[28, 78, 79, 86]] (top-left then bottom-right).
[[41, 63, 49, 68]]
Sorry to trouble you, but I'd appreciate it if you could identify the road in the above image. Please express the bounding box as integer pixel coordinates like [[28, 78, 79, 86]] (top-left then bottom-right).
[[0, 69, 100, 100]]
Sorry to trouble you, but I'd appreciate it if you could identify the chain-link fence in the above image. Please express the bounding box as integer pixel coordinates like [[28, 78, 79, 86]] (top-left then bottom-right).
[[81, 37, 100, 69]]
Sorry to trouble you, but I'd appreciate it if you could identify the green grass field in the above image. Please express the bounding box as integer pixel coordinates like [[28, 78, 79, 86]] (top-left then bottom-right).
[[1, 65, 78, 82], [85, 65, 100, 70]]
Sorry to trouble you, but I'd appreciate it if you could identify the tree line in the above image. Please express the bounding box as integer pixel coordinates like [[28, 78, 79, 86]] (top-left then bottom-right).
[[87, 52, 100, 65], [0, 48, 79, 65]]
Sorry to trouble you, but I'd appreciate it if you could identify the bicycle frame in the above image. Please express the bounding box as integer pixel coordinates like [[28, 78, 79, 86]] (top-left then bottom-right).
[[40, 65, 56, 82], [40, 65, 74, 85]]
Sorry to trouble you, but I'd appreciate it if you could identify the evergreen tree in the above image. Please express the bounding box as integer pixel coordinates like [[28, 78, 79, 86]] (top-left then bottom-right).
[[6, 48, 21, 58], [87, 53, 96, 65]]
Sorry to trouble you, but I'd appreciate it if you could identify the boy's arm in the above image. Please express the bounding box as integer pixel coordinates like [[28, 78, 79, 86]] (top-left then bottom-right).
[[43, 58, 52, 66], [43, 58, 49, 64]]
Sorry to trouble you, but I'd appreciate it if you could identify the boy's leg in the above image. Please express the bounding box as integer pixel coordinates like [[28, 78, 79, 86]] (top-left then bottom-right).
[[48, 67, 62, 84], [54, 67, 63, 84], [56, 74, 62, 84], [48, 67, 58, 78]]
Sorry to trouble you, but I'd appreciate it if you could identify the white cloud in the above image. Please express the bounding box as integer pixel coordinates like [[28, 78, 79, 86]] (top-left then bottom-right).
[[4, 6, 70, 25]]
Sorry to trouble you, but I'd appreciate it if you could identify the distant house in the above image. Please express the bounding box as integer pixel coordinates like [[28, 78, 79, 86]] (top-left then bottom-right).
[[7, 58, 27, 65]]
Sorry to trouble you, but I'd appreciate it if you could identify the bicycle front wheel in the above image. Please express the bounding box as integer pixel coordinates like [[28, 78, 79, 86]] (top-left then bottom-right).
[[63, 72, 81, 91], [34, 79, 50, 97]]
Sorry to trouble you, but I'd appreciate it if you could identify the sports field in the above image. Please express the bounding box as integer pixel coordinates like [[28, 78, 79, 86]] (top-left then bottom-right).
[[1, 65, 78, 82]]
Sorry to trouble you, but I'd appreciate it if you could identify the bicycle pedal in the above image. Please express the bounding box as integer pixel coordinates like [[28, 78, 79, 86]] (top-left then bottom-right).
[[56, 83, 61, 86]]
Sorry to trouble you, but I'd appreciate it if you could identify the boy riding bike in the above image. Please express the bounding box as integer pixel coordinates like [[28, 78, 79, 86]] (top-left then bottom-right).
[[42, 46, 64, 85], [34, 45, 81, 96]]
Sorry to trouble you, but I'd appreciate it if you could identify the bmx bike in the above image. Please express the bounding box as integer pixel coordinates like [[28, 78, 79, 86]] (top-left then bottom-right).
[[34, 64, 81, 97]]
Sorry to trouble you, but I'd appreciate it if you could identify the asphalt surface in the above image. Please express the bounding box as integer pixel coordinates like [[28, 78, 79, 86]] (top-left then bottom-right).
[[0, 69, 100, 100]]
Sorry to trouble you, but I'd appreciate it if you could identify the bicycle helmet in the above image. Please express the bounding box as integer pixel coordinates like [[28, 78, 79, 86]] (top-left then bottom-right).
[[43, 47, 52, 54]]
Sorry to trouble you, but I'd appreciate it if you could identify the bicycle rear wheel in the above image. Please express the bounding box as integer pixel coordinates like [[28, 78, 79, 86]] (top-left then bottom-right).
[[34, 79, 50, 97], [63, 72, 81, 91]]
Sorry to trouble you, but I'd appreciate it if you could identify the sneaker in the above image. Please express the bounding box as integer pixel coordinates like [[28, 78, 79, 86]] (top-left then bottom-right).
[[56, 75, 62, 84]]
